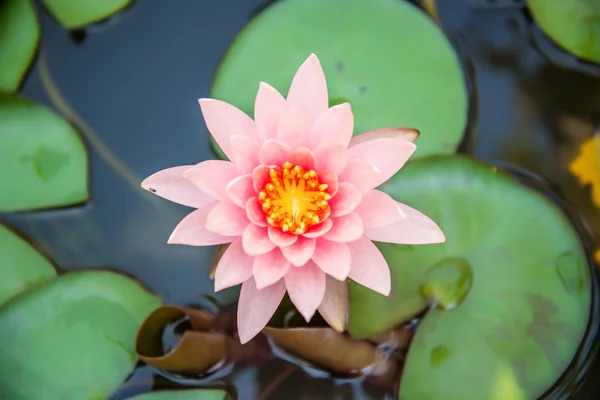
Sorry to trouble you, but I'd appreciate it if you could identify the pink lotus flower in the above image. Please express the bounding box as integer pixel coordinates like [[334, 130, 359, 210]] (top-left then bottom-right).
[[142, 54, 445, 344]]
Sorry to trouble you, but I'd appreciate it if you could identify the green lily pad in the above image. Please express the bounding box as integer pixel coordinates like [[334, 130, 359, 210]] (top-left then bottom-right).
[[127, 390, 227, 400], [0, 94, 89, 211], [41, 0, 132, 29], [347, 156, 591, 399], [0, 270, 162, 400], [0, 0, 39, 92], [210, 0, 467, 159], [527, 0, 600, 64], [0, 223, 56, 307]]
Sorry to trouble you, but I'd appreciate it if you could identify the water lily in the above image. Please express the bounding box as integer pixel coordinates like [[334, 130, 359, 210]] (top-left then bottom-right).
[[142, 54, 445, 344]]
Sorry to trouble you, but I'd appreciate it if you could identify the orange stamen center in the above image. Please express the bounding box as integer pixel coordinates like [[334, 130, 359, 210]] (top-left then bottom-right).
[[259, 162, 331, 235]]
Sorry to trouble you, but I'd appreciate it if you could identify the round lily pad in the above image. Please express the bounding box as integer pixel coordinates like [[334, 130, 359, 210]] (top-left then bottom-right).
[[127, 390, 227, 400], [0, 0, 39, 92], [0, 94, 89, 212], [527, 0, 600, 64], [41, 0, 132, 29], [0, 223, 56, 307], [0, 270, 161, 400], [347, 156, 592, 399], [210, 0, 467, 159]]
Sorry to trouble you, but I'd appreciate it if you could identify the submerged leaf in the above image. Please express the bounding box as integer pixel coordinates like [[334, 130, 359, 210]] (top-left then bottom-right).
[[0, 270, 161, 400], [136, 306, 230, 374], [211, 0, 467, 160], [0, 223, 56, 307], [0, 94, 89, 211], [40, 0, 132, 29], [526, 0, 600, 64], [0, 0, 39, 92], [569, 134, 600, 207], [127, 390, 227, 400], [348, 156, 591, 399], [264, 327, 391, 375]]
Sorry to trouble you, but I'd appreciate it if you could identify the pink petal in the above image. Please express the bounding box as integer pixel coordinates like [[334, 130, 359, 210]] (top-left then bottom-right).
[[284, 261, 326, 321], [364, 202, 446, 244], [252, 165, 272, 193], [268, 226, 298, 247], [246, 197, 267, 227], [238, 278, 286, 344], [312, 239, 351, 280], [242, 224, 276, 256], [355, 189, 406, 229], [168, 203, 235, 246], [303, 218, 333, 238], [214, 238, 254, 291], [141, 166, 214, 208], [199, 98, 257, 160], [323, 212, 364, 243], [328, 182, 362, 218], [205, 201, 249, 236], [347, 235, 391, 296], [286, 54, 328, 124], [226, 175, 256, 208], [254, 82, 288, 142], [348, 137, 416, 187], [253, 248, 291, 290], [313, 142, 348, 175], [231, 135, 260, 174], [349, 127, 420, 147], [318, 276, 348, 333], [259, 139, 294, 166], [338, 159, 381, 194], [277, 107, 311, 149], [319, 170, 338, 197], [281, 236, 316, 267], [310, 103, 354, 147], [290, 147, 317, 171], [183, 160, 240, 201]]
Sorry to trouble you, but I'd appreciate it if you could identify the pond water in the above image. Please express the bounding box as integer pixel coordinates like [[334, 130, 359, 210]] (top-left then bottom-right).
[[3, 0, 600, 399]]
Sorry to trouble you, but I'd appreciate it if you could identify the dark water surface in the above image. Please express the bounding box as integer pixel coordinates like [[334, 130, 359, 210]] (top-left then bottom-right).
[[4, 0, 600, 398]]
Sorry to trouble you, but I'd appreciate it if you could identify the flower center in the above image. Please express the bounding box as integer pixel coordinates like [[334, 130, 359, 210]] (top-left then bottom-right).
[[259, 162, 331, 235]]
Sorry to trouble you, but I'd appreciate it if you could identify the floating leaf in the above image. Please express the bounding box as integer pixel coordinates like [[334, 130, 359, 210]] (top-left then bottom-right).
[[210, 0, 467, 159], [127, 390, 227, 400], [0, 270, 161, 400], [527, 0, 600, 64], [136, 306, 230, 375], [0, 223, 56, 307], [569, 134, 600, 207], [0, 94, 89, 211], [264, 327, 391, 375], [40, 0, 132, 29], [0, 0, 39, 92], [347, 156, 591, 399]]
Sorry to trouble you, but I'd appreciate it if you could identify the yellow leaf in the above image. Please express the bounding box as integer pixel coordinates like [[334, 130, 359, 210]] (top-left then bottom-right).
[[595, 250, 600, 265], [569, 134, 600, 206]]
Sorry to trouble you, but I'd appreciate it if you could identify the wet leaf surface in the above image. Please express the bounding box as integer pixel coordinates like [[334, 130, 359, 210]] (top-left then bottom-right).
[[526, 0, 600, 64], [136, 306, 230, 375], [127, 390, 227, 400], [210, 0, 467, 160], [40, 0, 132, 29], [0, 94, 89, 211], [0, 223, 56, 307], [348, 156, 591, 399], [263, 327, 392, 376], [0, 0, 39, 92], [0, 270, 161, 400]]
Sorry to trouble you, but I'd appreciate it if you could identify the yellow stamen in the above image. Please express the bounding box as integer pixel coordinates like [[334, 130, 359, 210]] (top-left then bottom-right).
[[259, 162, 330, 235]]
